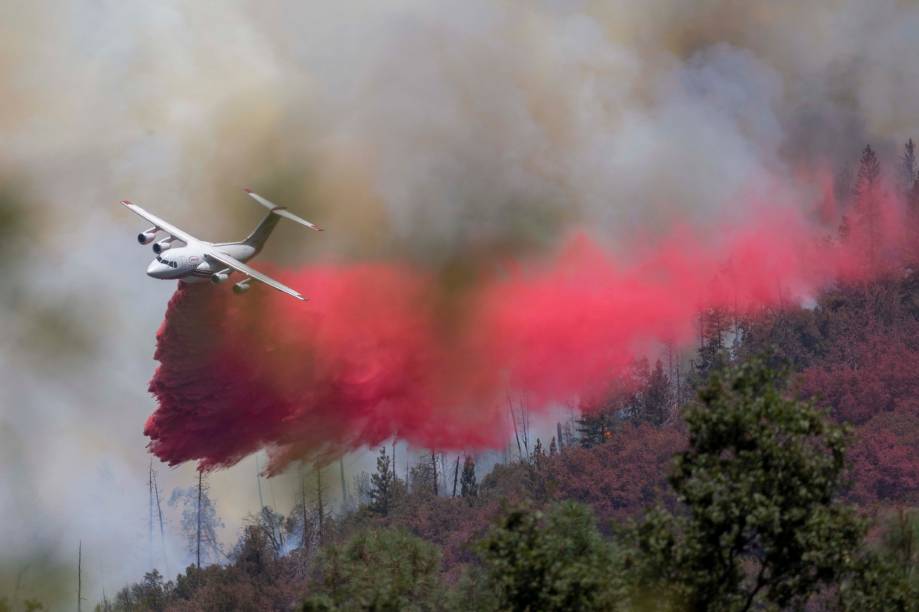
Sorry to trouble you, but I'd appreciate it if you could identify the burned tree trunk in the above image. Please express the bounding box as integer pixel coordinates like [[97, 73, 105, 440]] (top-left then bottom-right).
[[196, 471, 203, 568]]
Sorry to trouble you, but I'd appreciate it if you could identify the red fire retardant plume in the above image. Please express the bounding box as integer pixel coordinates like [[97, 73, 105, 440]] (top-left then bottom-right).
[[146, 265, 511, 474], [145, 189, 911, 474]]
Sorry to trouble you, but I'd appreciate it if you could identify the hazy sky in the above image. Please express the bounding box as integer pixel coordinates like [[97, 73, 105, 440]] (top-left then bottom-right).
[[2, 0, 919, 606]]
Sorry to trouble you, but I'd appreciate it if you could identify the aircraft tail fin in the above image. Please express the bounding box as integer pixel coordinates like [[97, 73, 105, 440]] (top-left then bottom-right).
[[242, 210, 283, 253]]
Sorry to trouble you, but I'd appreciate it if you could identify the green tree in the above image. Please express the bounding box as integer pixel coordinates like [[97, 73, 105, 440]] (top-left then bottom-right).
[[835, 555, 917, 611], [110, 570, 172, 612], [879, 508, 919, 586], [626, 359, 869, 611], [369, 447, 395, 515], [409, 459, 437, 497], [302, 529, 444, 611], [478, 502, 624, 611]]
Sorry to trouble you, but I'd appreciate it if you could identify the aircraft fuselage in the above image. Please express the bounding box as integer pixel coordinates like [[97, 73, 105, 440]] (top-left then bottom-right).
[[123, 190, 317, 300], [146, 243, 256, 283]]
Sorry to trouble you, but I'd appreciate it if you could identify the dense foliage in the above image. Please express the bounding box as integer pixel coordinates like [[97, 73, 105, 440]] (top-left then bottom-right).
[[99, 357, 919, 611], [302, 529, 444, 611], [477, 502, 623, 611], [627, 360, 877, 610]]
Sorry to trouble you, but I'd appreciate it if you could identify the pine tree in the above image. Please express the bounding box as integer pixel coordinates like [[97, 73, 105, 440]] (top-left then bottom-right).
[[853, 144, 882, 269], [291, 471, 315, 551], [838, 213, 852, 242], [901, 139, 917, 197], [460, 456, 478, 500], [641, 359, 673, 426], [548, 436, 558, 457], [409, 459, 437, 497], [855, 144, 881, 199], [370, 447, 394, 515], [532, 438, 545, 468], [906, 140, 919, 213], [695, 308, 730, 381], [575, 409, 615, 448]]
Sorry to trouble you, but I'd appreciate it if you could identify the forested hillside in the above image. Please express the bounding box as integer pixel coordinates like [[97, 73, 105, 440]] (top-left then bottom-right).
[[98, 143, 919, 611]]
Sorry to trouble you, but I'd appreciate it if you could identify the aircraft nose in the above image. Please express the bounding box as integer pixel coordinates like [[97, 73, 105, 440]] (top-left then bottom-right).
[[146, 260, 166, 278]]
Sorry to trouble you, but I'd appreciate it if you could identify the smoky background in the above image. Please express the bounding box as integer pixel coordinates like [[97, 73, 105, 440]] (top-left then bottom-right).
[[1, 0, 918, 606]]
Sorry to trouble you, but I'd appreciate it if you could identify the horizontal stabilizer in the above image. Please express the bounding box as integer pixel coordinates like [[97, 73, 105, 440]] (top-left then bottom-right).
[[243, 189, 323, 231]]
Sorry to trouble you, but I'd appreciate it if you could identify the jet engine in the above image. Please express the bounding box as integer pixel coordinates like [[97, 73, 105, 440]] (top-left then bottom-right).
[[211, 271, 230, 284], [233, 279, 251, 294], [152, 238, 175, 254], [137, 227, 157, 245]]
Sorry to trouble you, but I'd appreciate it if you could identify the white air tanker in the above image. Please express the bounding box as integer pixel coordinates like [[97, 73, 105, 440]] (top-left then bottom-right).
[[122, 189, 322, 301]]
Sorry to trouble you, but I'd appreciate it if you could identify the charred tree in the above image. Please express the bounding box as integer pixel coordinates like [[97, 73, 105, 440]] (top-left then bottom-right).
[[316, 468, 325, 545], [196, 471, 203, 568], [152, 467, 168, 573], [452, 455, 460, 497], [901, 139, 917, 197], [431, 451, 439, 496], [460, 456, 478, 500], [77, 540, 82, 612], [301, 468, 311, 549], [339, 457, 349, 511]]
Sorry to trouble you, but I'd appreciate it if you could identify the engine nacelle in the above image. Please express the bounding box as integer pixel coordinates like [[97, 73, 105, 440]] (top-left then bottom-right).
[[152, 238, 174, 254], [232, 279, 251, 294], [211, 271, 230, 284], [137, 228, 157, 245]]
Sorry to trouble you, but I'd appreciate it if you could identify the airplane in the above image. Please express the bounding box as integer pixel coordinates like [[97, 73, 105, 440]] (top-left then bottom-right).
[[121, 189, 322, 301]]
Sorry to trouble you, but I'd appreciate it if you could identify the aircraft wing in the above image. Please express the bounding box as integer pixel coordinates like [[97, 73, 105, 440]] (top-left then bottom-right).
[[205, 248, 306, 302], [121, 200, 198, 244]]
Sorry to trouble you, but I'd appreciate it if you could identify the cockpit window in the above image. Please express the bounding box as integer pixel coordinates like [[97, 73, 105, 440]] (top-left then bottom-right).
[[156, 255, 178, 268]]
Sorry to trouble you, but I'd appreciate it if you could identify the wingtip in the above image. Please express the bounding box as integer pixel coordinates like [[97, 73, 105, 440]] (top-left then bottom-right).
[[243, 187, 253, 194], [120, 199, 132, 205]]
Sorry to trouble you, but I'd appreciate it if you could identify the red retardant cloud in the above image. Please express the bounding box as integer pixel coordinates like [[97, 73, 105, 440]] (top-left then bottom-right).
[[145, 265, 510, 474], [145, 187, 911, 474]]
